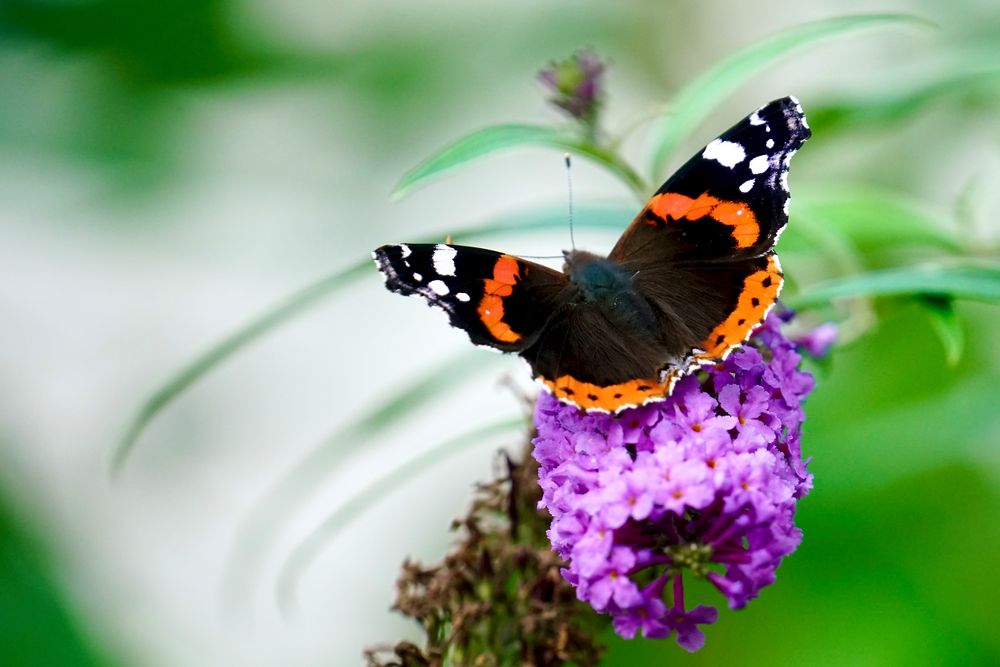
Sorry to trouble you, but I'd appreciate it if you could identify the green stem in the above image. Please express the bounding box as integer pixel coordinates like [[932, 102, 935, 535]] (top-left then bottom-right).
[[569, 140, 650, 201]]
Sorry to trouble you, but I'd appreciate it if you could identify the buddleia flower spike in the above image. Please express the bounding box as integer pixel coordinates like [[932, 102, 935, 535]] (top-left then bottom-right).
[[532, 312, 822, 651]]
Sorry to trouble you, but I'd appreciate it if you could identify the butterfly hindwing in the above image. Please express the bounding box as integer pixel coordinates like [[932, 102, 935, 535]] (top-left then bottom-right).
[[524, 252, 784, 412], [373, 243, 568, 351], [524, 278, 687, 412], [678, 253, 784, 363]]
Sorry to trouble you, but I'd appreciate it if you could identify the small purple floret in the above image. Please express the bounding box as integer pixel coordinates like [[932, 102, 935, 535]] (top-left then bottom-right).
[[793, 321, 839, 358], [532, 313, 823, 651]]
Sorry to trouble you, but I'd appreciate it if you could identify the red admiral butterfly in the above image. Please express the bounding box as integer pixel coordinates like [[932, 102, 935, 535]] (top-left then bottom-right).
[[374, 97, 810, 413]]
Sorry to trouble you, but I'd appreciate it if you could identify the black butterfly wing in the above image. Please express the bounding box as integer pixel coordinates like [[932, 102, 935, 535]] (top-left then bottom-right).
[[612, 97, 808, 362], [524, 285, 689, 412], [532, 98, 809, 412], [373, 243, 568, 351], [609, 96, 810, 264]]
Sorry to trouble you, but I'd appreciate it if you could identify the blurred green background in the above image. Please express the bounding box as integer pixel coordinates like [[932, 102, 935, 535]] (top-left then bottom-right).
[[1, 0, 998, 665]]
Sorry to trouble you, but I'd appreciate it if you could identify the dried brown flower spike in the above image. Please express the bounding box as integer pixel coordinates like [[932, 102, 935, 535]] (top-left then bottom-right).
[[365, 449, 605, 667]]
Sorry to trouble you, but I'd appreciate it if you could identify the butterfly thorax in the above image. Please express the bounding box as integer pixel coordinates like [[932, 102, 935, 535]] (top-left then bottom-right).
[[563, 250, 659, 336]]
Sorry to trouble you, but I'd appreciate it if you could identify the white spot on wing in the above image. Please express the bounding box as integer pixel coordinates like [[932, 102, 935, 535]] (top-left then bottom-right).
[[399, 244, 412, 258], [749, 111, 765, 126], [412, 272, 423, 281], [749, 155, 770, 175], [456, 292, 470, 302], [766, 138, 775, 149], [432, 244, 457, 277], [428, 279, 449, 295], [702, 139, 746, 168], [739, 179, 755, 193]]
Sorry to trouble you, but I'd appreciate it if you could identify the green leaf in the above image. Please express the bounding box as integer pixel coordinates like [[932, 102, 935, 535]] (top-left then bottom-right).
[[110, 258, 372, 477], [450, 202, 636, 240], [806, 66, 1000, 135], [111, 204, 636, 474], [0, 480, 123, 667], [794, 186, 963, 252], [920, 296, 965, 366], [783, 207, 865, 275], [220, 350, 502, 609], [649, 13, 931, 176], [274, 416, 525, 612], [392, 123, 648, 200], [791, 261, 1000, 308]]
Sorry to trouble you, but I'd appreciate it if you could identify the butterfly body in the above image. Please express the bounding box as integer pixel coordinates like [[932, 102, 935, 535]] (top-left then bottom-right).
[[564, 251, 658, 337], [374, 97, 810, 413]]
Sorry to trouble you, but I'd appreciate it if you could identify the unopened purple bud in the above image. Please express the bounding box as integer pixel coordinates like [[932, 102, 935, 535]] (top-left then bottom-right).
[[537, 48, 606, 122]]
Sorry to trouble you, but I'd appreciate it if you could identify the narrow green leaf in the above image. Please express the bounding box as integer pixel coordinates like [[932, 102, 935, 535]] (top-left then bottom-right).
[[392, 123, 648, 200], [953, 172, 989, 249], [0, 479, 123, 667], [649, 13, 931, 176], [806, 66, 1000, 135], [112, 204, 635, 474], [394, 125, 561, 196], [275, 416, 525, 612], [780, 213, 879, 342], [449, 203, 636, 241], [791, 261, 1000, 308], [110, 259, 371, 477], [784, 207, 865, 276], [794, 186, 962, 252], [220, 350, 502, 610], [919, 296, 965, 366]]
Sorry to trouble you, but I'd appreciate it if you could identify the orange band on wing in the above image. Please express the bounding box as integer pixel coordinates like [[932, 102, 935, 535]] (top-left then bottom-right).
[[647, 192, 760, 249], [696, 255, 783, 360], [540, 372, 681, 413], [477, 255, 522, 343]]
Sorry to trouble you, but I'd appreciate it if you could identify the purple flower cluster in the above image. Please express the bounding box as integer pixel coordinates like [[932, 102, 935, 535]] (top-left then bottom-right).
[[538, 48, 605, 122], [532, 313, 819, 652]]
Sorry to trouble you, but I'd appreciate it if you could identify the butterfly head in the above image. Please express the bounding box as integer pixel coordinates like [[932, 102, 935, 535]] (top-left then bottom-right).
[[563, 250, 625, 294]]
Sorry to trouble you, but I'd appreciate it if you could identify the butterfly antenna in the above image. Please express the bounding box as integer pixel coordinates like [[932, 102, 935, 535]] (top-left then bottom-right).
[[564, 153, 576, 251]]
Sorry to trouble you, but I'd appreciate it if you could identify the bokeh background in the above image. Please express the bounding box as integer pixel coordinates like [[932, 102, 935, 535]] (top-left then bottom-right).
[[2, 0, 999, 665]]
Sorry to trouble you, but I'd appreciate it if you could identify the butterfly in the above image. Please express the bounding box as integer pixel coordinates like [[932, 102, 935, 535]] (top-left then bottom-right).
[[373, 96, 810, 413]]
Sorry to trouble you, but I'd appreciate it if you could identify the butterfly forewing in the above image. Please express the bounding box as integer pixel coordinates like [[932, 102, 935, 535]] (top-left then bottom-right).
[[609, 96, 810, 264], [373, 243, 568, 351]]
